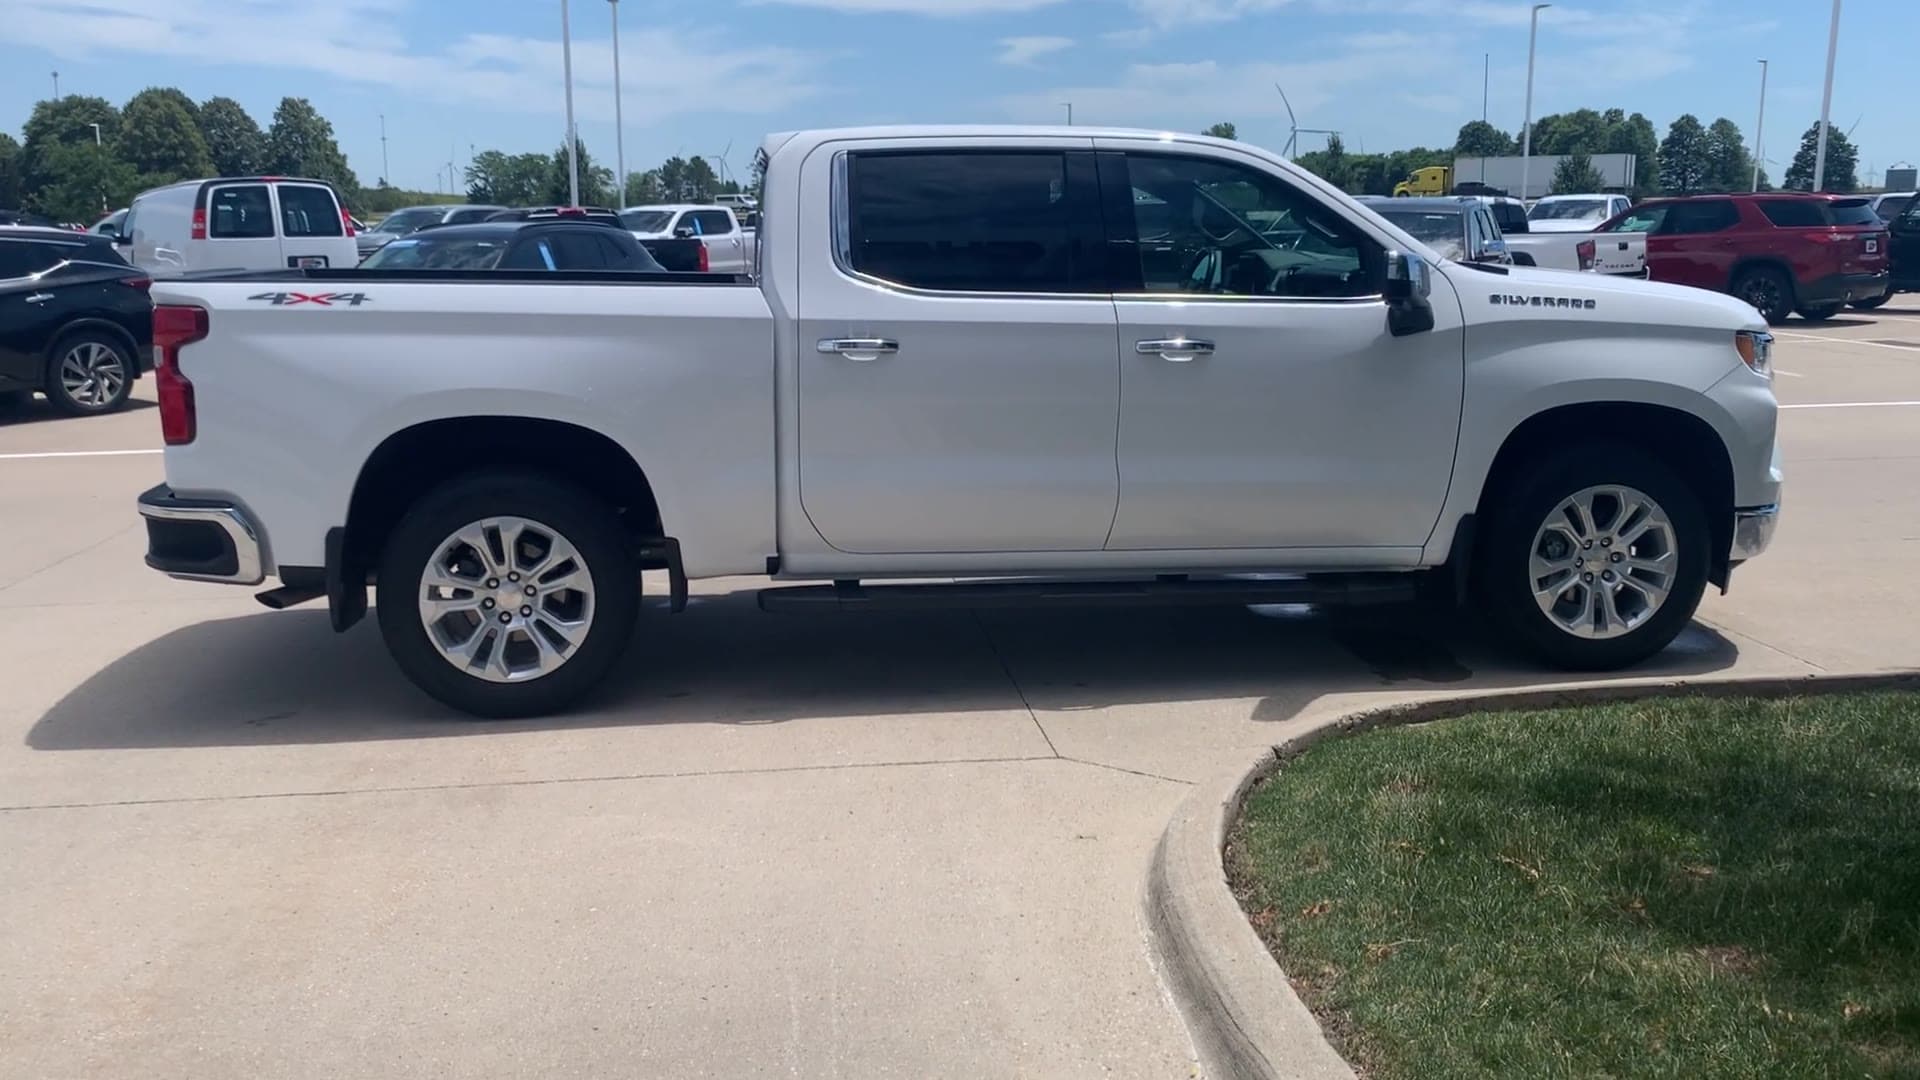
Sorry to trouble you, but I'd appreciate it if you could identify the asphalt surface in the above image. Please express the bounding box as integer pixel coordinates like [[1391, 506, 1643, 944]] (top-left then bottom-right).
[[3, 298, 1917, 1078]]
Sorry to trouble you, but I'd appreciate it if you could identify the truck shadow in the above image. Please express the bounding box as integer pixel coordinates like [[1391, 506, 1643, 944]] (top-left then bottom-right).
[[28, 590, 1745, 751]]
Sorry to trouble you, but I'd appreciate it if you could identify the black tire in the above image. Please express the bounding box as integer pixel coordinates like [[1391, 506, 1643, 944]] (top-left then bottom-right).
[[1475, 446, 1710, 671], [1797, 303, 1843, 321], [375, 469, 640, 718], [1731, 266, 1795, 326], [44, 330, 136, 416], [1848, 294, 1891, 311]]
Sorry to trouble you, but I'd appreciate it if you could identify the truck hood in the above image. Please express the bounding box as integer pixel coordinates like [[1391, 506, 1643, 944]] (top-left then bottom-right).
[[1443, 261, 1764, 332]]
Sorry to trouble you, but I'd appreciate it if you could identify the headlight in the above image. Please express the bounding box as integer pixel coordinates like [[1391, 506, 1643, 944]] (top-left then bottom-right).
[[1734, 330, 1773, 379]]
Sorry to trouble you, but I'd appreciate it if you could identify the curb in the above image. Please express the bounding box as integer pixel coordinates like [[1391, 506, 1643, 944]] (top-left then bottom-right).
[[1143, 670, 1920, 1080]]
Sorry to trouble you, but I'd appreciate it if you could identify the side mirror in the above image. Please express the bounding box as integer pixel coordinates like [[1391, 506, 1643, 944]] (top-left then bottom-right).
[[112, 232, 132, 246], [1477, 237, 1509, 263], [1385, 251, 1435, 337], [673, 226, 695, 239]]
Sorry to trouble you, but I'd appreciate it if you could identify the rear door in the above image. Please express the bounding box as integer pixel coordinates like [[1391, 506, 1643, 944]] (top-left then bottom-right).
[[202, 182, 281, 271], [793, 139, 1119, 554], [273, 182, 355, 269], [687, 208, 743, 272], [1653, 199, 1740, 291]]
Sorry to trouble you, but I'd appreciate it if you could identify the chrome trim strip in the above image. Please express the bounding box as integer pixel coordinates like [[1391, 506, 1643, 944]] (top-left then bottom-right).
[[139, 498, 265, 585], [1729, 504, 1779, 561]]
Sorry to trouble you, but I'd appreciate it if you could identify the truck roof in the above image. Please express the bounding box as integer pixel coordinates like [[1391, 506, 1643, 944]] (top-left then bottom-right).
[[765, 125, 1245, 151]]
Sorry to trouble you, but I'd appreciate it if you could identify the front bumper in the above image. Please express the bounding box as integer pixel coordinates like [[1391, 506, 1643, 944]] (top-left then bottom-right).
[[1801, 271, 1890, 306], [137, 484, 264, 585], [1730, 504, 1779, 562]]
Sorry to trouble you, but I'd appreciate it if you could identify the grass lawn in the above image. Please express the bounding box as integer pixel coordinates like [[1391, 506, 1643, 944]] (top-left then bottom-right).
[[1228, 691, 1920, 1079]]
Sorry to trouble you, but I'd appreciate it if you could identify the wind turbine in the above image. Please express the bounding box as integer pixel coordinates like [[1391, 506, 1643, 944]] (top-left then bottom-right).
[[1273, 84, 1339, 159]]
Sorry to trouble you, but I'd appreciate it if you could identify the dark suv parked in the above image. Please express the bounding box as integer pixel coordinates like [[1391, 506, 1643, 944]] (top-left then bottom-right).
[[1599, 193, 1889, 323], [0, 228, 153, 415]]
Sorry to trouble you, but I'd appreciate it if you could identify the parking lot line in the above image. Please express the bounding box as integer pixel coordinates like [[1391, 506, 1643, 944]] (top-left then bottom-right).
[[1773, 332, 1920, 353], [0, 449, 162, 461], [1779, 400, 1920, 410]]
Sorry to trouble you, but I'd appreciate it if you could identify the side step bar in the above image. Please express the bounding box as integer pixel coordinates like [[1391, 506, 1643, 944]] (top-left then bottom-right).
[[757, 574, 1417, 613]]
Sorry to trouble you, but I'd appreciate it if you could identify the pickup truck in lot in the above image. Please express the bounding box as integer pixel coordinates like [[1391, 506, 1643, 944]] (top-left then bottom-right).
[[137, 127, 1782, 717]]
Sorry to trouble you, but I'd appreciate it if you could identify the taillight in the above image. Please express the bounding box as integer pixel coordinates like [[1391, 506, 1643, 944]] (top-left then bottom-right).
[[340, 204, 356, 237], [118, 276, 153, 292], [557, 206, 585, 217], [153, 305, 208, 445], [697, 243, 709, 273], [190, 206, 207, 240], [1576, 239, 1596, 270]]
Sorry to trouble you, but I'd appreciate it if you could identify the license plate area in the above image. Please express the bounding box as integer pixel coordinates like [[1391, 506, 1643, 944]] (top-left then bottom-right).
[[289, 255, 330, 269], [1866, 238, 1880, 253]]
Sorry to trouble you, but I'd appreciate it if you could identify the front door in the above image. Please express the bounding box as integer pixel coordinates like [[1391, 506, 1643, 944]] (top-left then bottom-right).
[[1097, 145, 1463, 552], [794, 140, 1119, 554]]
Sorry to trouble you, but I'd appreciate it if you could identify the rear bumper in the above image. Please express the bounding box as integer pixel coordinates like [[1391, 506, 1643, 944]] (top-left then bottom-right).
[[1730, 504, 1779, 562], [1800, 271, 1890, 306], [136, 484, 264, 585]]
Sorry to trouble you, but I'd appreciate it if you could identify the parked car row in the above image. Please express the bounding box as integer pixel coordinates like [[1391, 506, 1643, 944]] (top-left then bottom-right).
[[0, 228, 153, 415]]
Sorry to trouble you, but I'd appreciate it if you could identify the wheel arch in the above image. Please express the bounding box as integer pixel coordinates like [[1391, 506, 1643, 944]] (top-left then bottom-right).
[[1727, 256, 1797, 300], [44, 317, 142, 374], [341, 416, 666, 603], [1472, 400, 1737, 588]]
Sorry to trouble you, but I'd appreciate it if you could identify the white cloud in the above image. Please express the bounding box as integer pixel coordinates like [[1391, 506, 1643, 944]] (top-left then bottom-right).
[[1100, 26, 1157, 46], [997, 35, 1074, 66], [1, 0, 822, 121]]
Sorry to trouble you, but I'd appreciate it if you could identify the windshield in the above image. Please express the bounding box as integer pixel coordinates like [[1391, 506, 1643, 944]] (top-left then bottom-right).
[[359, 235, 506, 269], [373, 208, 443, 234], [1827, 200, 1882, 227], [1530, 199, 1609, 222], [1376, 210, 1464, 249], [620, 210, 674, 232]]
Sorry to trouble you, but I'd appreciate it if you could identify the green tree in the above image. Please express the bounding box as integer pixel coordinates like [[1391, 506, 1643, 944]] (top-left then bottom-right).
[[199, 97, 266, 177], [1526, 108, 1608, 155], [120, 87, 214, 187], [544, 139, 614, 206], [1784, 122, 1859, 193], [26, 141, 136, 221], [1296, 133, 1350, 190], [1454, 120, 1514, 157], [19, 96, 123, 207], [1203, 122, 1237, 140], [1702, 118, 1753, 193], [265, 97, 359, 200], [0, 133, 21, 208], [625, 169, 666, 205], [684, 156, 720, 201], [1604, 111, 1660, 194], [1550, 153, 1608, 195], [1658, 114, 1710, 195]]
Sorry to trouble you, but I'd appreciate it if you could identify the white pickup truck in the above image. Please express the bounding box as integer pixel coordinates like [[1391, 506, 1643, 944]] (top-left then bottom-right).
[[618, 204, 756, 275], [138, 126, 1782, 717]]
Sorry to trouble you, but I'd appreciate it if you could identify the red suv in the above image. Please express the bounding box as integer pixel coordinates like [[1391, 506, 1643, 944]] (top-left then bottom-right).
[[1598, 193, 1889, 323]]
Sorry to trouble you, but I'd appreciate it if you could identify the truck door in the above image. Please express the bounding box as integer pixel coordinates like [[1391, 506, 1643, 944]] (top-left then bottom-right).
[[1096, 144, 1463, 552], [794, 141, 1119, 554], [687, 209, 741, 273]]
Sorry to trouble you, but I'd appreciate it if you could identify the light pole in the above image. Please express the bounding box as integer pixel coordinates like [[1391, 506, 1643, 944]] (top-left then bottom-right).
[[1752, 59, 1769, 192], [51, 71, 59, 100], [1061, 102, 1072, 126], [379, 114, 390, 187], [88, 123, 101, 146], [609, 0, 627, 209], [1519, 3, 1549, 203], [1812, 0, 1841, 192], [560, 0, 580, 207]]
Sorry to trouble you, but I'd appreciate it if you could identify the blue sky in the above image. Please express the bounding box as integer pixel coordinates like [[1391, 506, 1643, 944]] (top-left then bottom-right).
[[2, 0, 1913, 194]]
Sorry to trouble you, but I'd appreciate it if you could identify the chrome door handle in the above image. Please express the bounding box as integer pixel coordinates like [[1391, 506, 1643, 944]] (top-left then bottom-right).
[[24, 292, 55, 304], [817, 338, 898, 359], [1135, 338, 1214, 361]]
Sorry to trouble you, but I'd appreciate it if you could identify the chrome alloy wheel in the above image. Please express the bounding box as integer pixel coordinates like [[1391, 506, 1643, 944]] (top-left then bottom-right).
[[417, 516, 596, 683], [60, 341, 127, 409], [1529, 485, 1677, 640]]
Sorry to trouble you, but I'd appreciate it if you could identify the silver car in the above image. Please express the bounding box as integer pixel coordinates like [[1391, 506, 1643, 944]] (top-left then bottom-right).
[[356, 204, 507, 257]]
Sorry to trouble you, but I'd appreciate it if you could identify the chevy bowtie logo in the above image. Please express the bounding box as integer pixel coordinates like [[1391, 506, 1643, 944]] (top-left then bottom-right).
[[1491, 295, 1598, 310]]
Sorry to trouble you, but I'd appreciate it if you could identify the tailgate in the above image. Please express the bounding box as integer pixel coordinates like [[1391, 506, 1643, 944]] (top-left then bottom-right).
[[1838, 228, 1890, 274], [1592, 234, 1645, 276]]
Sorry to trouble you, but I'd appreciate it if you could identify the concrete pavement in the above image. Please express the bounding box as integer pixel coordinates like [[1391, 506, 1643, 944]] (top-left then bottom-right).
[[2, 298, 1916, 1077]]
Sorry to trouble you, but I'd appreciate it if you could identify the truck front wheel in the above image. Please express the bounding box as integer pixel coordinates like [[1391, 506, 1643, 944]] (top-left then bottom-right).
[[1475, 447, 1710, 671], [376, 470, 639, 718]]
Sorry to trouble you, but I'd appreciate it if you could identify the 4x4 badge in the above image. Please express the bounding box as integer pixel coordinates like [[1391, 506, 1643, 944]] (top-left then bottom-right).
[[246, 292, 372, 306]]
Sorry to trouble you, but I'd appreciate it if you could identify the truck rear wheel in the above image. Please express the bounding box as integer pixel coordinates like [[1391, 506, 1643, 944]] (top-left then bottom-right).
[[375, 470, 639, 718], [1475, 446, 1709, 671]]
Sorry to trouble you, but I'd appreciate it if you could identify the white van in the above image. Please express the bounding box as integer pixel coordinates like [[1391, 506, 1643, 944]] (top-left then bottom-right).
[[121, 177, 360, 276]]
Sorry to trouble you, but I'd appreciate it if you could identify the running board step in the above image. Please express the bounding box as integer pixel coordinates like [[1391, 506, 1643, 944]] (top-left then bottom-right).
[[756, 574, 1417, 613]]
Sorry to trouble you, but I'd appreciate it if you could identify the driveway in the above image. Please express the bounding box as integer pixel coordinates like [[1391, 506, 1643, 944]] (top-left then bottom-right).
[[2, 300, 1916, 1077]]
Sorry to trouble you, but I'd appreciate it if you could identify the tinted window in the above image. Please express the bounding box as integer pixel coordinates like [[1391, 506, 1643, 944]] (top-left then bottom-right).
[[1378, 210, 1465, 257], [687, 210, 732, 235], [279, 185, 343, 237], [1529, 198, 1611, 222], [546, 231, 609, 269], [360, 236, 507, 269], [846, 151, 1090, 293], [1119, 153, 1374, 298], [594, 233, 661, 270], [620, 210, 673, 232], [209, 184, 275, 239], [1609, 204, 1668, 233], [499, 238, 554, 270], [1826, 200, 1880, 227], [1759, 200, 1826, 227], [0, 241, 70, 278], [1492, 202, 1529, 233], [442, 208, 494, 225], [374, 208, 442, 235], [1663, 200, 1738, 235], [1875, 195, 1914, 221]]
